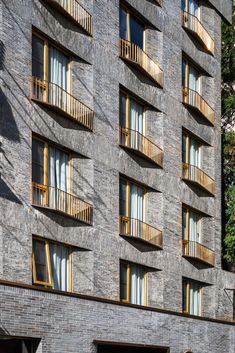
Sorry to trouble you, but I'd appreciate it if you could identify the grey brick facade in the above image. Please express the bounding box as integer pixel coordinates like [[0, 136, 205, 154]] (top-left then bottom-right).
[[0, 0, 234, 352]]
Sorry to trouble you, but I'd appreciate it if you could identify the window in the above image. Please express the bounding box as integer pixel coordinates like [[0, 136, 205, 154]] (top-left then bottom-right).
[[120, 261, 147, 305], [119, 6, 145, 49], [120, 92, 144, 133], [182, 207, 202, 243], [182, 58, 200, 94], [182, 132, 201, 168], [0, 338, 37, 353], [32, 237, 72, 291], [182, 0, 199, 18], [183, 279, 202, 315], [32, 33, 70, 89], [32, 137, 71, 209], [119, 178, 146, 238]]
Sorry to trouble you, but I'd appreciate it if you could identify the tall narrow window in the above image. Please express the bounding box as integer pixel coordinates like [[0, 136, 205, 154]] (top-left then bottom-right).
[[182, 207, 201, 243], [182, 59, 200, 94], [32, 237, 71, 291], [119, 92, 145, 150], [32, 32, 70, 103], [119, 7, 144, 49], [120, 262, 146, 305], [183, 279, 202, 316], [182, 132, 201, 168], [182, 0, 199, 17], [32, 137, 70, 210], [119, 179, 145, 239]]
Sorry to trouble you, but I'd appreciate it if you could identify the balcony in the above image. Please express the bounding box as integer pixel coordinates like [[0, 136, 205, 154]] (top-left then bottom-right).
[[182, 240, 215, 267], [31, 77, 93, 130], [119, 39, 164, 87], [182, 87, 215, 125], [181, 11, 214, 55], [32, 183, 93, 225], [182, 163, 215, 195], [119, 216, 163, 249], [44, 0, 92, 35], [120, 127, 163, 167]]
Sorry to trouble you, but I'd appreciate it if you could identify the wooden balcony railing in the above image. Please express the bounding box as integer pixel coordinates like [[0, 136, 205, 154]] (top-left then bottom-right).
[[119, 216, 163, 249], [181, 11, 214, 55], [120, 127, 163, 167], [32, 183, 93, 225], [44, 0, 92, 35], [182, 163, 215, 195], [119, 39, 164, 87], [31, 77, 93, 130], [182, 87, 215, 125], [182, 240, 215, 267]]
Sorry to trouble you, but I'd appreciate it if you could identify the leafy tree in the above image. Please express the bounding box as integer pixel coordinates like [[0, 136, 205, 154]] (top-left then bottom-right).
[[222, 7, 235, 265]]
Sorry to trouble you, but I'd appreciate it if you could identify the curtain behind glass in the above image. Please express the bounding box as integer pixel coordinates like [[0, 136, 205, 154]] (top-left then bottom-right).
[[188, 65, 200, 108], [50, 243, 70, 291], [130, 265, 145, 305], [48, 147, 69, 211], [49, 46, 69, 109], [190, 283, 201, 315], [189, 0, 199, 17], [130, 99, 143, 150], [189, 138, 201, 167], [130, 184, 144, 238], [189, 211, 200, 243], [119, 7, 128, 40]]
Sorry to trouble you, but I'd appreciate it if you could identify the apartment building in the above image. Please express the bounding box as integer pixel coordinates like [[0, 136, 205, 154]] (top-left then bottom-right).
[[0, 0, 234, 352]]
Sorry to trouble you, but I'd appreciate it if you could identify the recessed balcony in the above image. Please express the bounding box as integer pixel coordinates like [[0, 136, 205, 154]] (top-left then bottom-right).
[[119, 216, 163, 249], [44, 0, 93, 35], [31, 77, 94, 130], [120, 127, 163, 167], [182, 87, 215, 125], [182, 162, 215, 195], [32, 183, 93, 225], [182, 240, 215, 267], [181, 11, 214, 55], [119, 39, 164, 87]]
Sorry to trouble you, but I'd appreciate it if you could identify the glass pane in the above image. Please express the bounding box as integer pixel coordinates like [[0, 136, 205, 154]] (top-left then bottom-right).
[[120, 93, 127, 128], [120, 262, 128, 300], [32, 35, 44, 79], [189, 0, 199, 17], [49, 46, 69, 90], [182, 59, 187, 87], [33, 239, 49, 283], [32, 139, 45, 184], [181, 0, 186, 11], [182, 134, 187, 163], [119, 7, 128, 40], [50, 243, 70, 291], [182, 281, 188, 312], [119, 180, 127, 216], [130, 16, 144, 49], [182, 208, 187, 239]]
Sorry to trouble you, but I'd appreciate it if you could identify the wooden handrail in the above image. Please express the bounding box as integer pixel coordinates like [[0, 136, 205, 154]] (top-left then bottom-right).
[[119, 127, 163, 167], [182, 87, 215, 125], [119, 216, 163, 248], [32, 183, 93, 225], [45, 0, 93, 35], [181, 11, 214, 54], [182, 162, 215, 195], [31, 77, 93, 130], [119, 39, 164, 87], [182, 240, 215, 266]]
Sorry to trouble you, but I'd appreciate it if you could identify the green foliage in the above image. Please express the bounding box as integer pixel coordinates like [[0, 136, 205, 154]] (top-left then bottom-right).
[[222, 7, 235, 265]]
